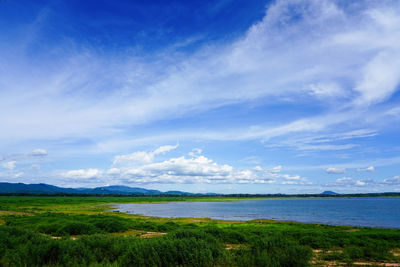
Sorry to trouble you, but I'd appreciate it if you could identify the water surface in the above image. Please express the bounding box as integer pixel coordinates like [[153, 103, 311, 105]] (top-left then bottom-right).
[[115, 197, 400, 228]]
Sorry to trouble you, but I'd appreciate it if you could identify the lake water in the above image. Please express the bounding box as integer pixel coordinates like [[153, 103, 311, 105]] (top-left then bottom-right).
[[114, 197, 400, 228]]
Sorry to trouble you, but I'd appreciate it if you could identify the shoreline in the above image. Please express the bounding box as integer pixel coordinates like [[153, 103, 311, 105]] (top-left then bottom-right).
[[110, 197, 400, 230]]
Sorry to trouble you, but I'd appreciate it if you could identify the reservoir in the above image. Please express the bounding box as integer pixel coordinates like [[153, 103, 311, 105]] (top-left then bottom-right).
[[115, 197, 400, 228]]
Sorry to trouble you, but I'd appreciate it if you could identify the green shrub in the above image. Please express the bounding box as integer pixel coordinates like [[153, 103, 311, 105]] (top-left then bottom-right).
[[2, 209, 400, 266]]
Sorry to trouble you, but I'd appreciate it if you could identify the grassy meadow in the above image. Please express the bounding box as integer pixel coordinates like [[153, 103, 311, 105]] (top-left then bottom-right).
[[0, 196, 399, 266]]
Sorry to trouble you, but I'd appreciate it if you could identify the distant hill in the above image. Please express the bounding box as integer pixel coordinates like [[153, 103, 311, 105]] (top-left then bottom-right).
[[0, 182, 176, 195], [0, 182, 77, 194], [321, 191, 338, 195], [104, 185, 162, 194], [4, 183, 398, 197]]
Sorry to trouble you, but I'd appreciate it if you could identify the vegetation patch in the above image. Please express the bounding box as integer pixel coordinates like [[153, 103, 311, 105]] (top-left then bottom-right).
[[1, 196, 400, 266], [3, 213, 183, 237]]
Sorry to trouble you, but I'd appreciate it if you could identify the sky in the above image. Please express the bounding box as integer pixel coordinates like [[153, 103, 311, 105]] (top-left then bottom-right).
[[1, 0, 400, 194]]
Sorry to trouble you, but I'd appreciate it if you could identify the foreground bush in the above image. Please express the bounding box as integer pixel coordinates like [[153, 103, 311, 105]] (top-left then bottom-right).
[[0, 225, 314, 267], [4, 213, 168, 236], [2, 212, 400, 266]]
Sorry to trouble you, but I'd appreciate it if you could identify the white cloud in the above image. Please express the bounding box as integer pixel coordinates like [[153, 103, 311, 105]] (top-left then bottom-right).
[[356, 166, 375, 172], [324, 175, 400, 188], [0, 149, 48, 165], [280, 174, 312, 185], [153, 144, 179, 155], [31, 149, 47, 156], [110, 154, 308, 185], [188, 148, 202, 157], [2, 1, 400, 191], [1, 161, 16, 170], [325, 167, 346, 174], [60, 168, 102, 179], [381, 176, 400, 185], [354, 50, 400, 106], [325, 177, 374, 187], [107, 168, 121, 176], [308, 82, 346, 99], [294, 143, 357, 151], [385, 107, 400, 117], [118, 155, 237, 184], [59, 149, 309, 186], [253, 166, 263, 171], [1, 0, 400, 146], [264, 128, 377, 152], [14, 172, 24, 178], [113, 151, 155, 165], [271, 165, 282, 173], [113, 144, 178, 165]]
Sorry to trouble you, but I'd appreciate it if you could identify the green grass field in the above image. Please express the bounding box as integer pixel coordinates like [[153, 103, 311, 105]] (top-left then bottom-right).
[[0, 196, 399, 266]]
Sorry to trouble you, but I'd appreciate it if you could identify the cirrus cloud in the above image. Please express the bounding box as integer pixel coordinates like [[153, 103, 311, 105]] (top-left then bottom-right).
[[31, 149, 47, 157], [113, 144, 179, 165], [2, 0, 400, 145], [356, 166, 375, 172]]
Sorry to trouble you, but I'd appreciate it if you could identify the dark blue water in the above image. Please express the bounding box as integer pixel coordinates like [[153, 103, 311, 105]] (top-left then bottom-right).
[[115, 198, 400, 228]]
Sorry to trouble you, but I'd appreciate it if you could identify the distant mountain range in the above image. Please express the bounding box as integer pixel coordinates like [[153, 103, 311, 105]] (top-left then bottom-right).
[[0, 182, 196, 195], [2, 183, 400, 197], [321, 191, 338, 195]]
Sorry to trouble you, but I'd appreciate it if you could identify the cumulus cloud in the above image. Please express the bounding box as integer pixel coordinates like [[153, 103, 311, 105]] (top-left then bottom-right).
[[280, 174, 312, 185], [113, 144, 178, 165], [1, 161, 16, 170], [323, 175, 400, 188], [60, 149, 309, 186], [112, 154, 308, 185], [112, 155, 242, 184], [325, 167, 346, 174], [325, 177, 374, 187], [381, 176, 400, 185]]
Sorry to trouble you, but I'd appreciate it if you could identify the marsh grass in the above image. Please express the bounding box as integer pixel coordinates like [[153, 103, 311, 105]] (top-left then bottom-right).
[[1, 196, 400, 266]]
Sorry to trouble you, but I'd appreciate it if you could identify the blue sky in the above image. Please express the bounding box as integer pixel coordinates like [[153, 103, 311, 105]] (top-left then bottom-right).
[[1, 0, 400, 193]]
